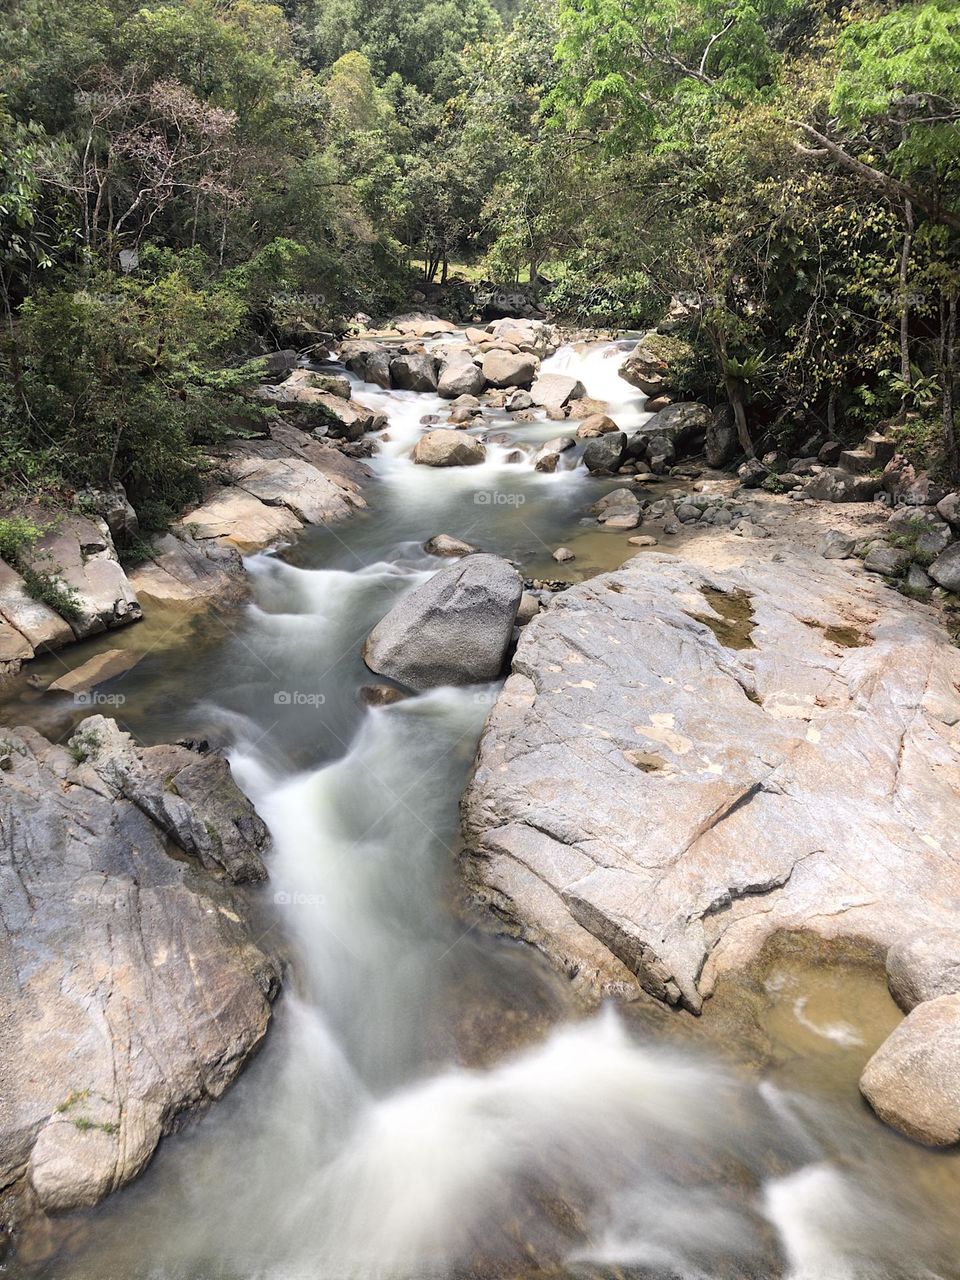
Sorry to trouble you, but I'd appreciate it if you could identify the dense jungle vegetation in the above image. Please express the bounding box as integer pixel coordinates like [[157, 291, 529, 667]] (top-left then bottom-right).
[[1, 0, 958, 527]]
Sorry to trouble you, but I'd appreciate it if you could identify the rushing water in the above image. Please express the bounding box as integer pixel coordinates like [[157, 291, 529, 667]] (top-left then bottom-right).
[[6, 338, 960, 1279]]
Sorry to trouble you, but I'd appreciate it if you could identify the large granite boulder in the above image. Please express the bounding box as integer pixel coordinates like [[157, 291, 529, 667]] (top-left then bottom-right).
[[860, 995, 960, 1146], [412, 429, 486, 467], [582, 432, 627, 474], [363, 554, 522, 691], [643, 402, 711, 457], [390, 352, 438, 393], [18, 515, 142, 641], [803, 468, 883, 503], [618, 333, 693, 397], [886, 929, 960, 1012], [529, 373, 586, 410], [0, 717, 279, 1220], [460, 549, 960, 1010], [438, 358, 486, 399], [929, 542, 960, 592], [481, 350, 540, 389]]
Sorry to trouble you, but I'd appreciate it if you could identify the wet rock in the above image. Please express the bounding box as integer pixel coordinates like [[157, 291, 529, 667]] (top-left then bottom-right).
[[582, 433, 627, 474], [47, 649, 139, 695], [461, 552, 960, 1009], [505, 389, 533, 412], [628, 535, 658, 547], [438, 358, 485, 399], [860, 995, 960, 1146], [577, 414, 619, 439], [529, 373, 586, 410], [863, 546, 910, 577], [481, 350, 540, 389], [887, 929, 960, 1012], [552, 547, 575, 563], [928, 542, 960, 592], [362, 554, 522, 690], [424, 534, 479, 558], [412, 430, 486, 467], [389, 353, 438, 393], [0, 717, 279, 1217], [818, 440, 843, 465], [339, 341, 392, 388], [534, 452, 560, 473], [818, 530, 855, 560], [359, 683, 409, 707]]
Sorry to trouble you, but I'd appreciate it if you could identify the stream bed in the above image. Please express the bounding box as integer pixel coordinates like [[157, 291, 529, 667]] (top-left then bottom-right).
[[5, 339, 960, 1280]]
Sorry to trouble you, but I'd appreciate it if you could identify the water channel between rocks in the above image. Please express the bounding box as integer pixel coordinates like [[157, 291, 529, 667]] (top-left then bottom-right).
[[5, 338, 960, 1280]]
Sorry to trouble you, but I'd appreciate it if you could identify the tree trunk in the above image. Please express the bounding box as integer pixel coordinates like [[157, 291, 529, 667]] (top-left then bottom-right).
[[827, 385, 837, 436], [944, 292, 957, 477], [440, 255, 449, 285], [724, 374, 754, 458], [898, 198, 914, 419]]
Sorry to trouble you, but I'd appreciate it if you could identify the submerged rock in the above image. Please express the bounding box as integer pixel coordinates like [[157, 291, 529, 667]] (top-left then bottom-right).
[[362, 554, 522, 690], [0, 717, 279, 1219]]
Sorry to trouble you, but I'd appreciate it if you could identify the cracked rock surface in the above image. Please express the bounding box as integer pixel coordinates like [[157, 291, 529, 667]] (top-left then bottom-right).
[[460, 549, 960, 1013], [0, 717, 279, 1219]]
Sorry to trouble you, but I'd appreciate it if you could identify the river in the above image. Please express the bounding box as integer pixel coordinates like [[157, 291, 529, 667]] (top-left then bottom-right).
[[6, 337, 960, 1279]]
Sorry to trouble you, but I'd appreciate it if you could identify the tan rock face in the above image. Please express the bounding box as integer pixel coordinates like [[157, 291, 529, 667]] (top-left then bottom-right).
[[412, 429, 486, 467], [0, 717, 279, 1216], [461, 550, 960, 1011], [860, 995, 960, 1146], [576, 414, 620, 438], [481, 350, 540, 390]]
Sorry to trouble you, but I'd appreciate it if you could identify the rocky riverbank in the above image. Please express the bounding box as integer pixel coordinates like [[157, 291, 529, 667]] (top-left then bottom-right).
[[0, 716, 280, 1234]]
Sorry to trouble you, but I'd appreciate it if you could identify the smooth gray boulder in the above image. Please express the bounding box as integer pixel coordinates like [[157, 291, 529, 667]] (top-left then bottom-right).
[[0, 717, 279, 1220], [929, 542, 960, 592], [582, 432, 627, 474], [438, 358, 485, 399], [461, 550, 960, 1010], [818, 529, 855, 559], [643, 402, 711, 456], [363, 554, 522, 690], [863, 546, 909, 576], [860, 995, 960, 1146], [424, 534, 478, 558], [390, 352, 438, 392], [886, 929, 960, 1012]]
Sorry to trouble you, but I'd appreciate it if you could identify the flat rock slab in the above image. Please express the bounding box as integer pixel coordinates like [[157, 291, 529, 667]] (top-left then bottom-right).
[[127, 532, 247, 606], [0, 717, 278, 1218], [47, 648, 139, 694], [461, 550, 960, 1010], [0, 559, 74, 654]]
